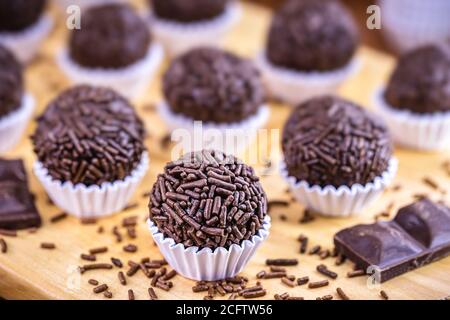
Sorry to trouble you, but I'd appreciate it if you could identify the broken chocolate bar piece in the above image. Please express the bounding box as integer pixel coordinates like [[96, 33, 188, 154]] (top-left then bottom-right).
[[334, 199, 450, 282], [0, 159, 41, 230]]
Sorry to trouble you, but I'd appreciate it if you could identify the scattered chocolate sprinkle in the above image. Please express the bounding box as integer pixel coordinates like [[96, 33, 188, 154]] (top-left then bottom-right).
[[319, 250, 330, 260], [111, 257, 123, 268], [296, 276, 309, 286], [80, 218, 97, 225], [422, 177, 439, 190], [317, 264, 338, 279], [40, 242, 56, 250], [127, 227, 136, 239], [118, 271, 127, 285], [270, 266, 286, 273], [160, 133, 172, 149], [347, 269, 366, 278], [308, 280, 329, 289], [148, 287, 158, 300], [104, 291, 113, 299], [279, 214, 287, 221], [266, 258, 298, 266], [123, 203, 139, 212], [89, 247, 108, 255], [336, 287, 350, 300], [112, 226, 123, 243], [380, 290, 389, 300], [163, 270, 177, 281], [299, 209, 315, 224], [123, 244, 137, 253], [243, 289, 267, 299], [93, 284, 108, 294], [81, 254, 96, 261], [50, 212, 68, 223], [335, 254, 347, 266], [128, 289, 135, 300], [287, 296, 304, 300], [97, 226, 104, 234], [256, 270, 266, 279], [88, 279, 99, 286], [122, 216, 138, 227], [126, 263, 140, 277], [79, 263, 113, 274], [0, 229, 17, 237], [309, 245, 321, 255], [318, 294, 333, 300], [0, 238, 7, 253], [263, 271, 287, 279], [281, 277, 296, 288], [268, 200, 289, 211]]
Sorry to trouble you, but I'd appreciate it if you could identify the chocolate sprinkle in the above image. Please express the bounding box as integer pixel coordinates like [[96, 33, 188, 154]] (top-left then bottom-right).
[[282, 96, 392, 188], [32, 85, 146, 186], [148, 150, 267, 249]]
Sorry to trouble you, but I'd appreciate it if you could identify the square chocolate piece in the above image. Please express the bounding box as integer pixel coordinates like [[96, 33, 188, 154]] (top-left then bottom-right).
[[0, 159, 41, 230]]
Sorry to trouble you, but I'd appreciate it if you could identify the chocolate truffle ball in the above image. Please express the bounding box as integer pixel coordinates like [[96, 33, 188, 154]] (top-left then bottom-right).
[[282, 96, 392, 188], [163, 47, 266, 123], [148, 150, 268, 249], [0, 45, 23, 118], [266, 0, 359, 72], [0, 0, 46, 32], [384, 44, 450, 114], [69, 4, 151, 69], [32, 85, 146, 186], [149, 0, 228, 22]]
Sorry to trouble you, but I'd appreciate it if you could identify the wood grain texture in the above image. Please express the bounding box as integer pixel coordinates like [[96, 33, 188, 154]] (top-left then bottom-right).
[[0, 1, 449, 300]]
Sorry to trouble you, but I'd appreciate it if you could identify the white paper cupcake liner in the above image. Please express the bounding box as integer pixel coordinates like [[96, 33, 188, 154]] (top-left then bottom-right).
[[57, 42, 164, 99], [0, 94, 35, 154], [0, 14, 53, 64], [255, 52, 361, 106], [149, 1, 242, 57], [147, 215, 271, 281], [280, 158, 398, 217], [55, 0, 127, 11], [33, 152, 149, 218], [379, 0, 450, 53], [373, 87, 450, 151], [157, 101, 270, 155]]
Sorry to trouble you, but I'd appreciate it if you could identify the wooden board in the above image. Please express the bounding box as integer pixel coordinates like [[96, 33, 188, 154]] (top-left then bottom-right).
[[0, 1, 449, 300]]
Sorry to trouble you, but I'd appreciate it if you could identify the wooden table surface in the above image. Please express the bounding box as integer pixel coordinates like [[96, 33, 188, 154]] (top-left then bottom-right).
[[0, 1, 449, 300]]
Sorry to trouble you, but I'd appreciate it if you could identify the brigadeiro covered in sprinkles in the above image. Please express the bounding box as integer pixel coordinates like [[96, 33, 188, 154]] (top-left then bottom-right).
[[32, 85, 149, 218], [148, 0, 241, 57], [0, 45, 35, 153], [281, 96, 397, 217], [0, 0, 52, 63], [159, 47, 269, 153], [58, 3, 163, 98], [374, 44, 450, 150], [256, 0, 360, 105], [147, 150, 270, 280]]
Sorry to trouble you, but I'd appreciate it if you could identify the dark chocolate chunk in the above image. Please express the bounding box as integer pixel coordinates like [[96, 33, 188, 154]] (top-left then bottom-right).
[[384, 44, 450, 114], [334, 199, 450, 282], [163, 47, 266, 123], [69, 4, 151, 68], [0, 0, 47, 32], [32, 85, 146, 186], [148, 150, 268, 250], [0, 45, 23, 118], [150, 0, 228, 23], [282, 96, 392, 188], [0, 159, 41, 230], [266, 0, 359, 72]]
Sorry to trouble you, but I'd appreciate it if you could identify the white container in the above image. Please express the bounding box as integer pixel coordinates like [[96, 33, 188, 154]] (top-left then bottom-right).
[[255, 51, 360, 106], [149, 1, 242, 57], [157, 101, 270, 155], [0, 94, 35, 154], [373, 87, 450, 151], [0, 14, 53, 64], [379, 0, 450, 53], [57, 42, 164, 99], [148, 215, 271, 281], [55, 0, 126, 11], [34, 152, 149, 219], [281, 158, 398, 217]]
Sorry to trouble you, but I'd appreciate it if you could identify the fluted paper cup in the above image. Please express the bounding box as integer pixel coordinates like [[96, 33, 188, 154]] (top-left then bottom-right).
[[379, 0, 450, 53], [0, 14, 53, 64], [149, 1, 241, 57], [0, 94, 35, 154], [255, 52, 360, 106], [57, 42, 164, 99], [55, 0, 127, 11], [147, 215, 271, 281], [157, 101, 270, 155], [34, 152, 149, 218], [373, 87, 450, 151], [281, 158, 398, 217]]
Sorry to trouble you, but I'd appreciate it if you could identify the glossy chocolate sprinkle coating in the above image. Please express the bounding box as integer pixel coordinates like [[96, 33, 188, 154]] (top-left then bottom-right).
[[69, 4, 151, 69], [266, 0, 358, 72], [384, 44, 450, 114], [149, 0, 228, 23], [282, 96, 392, 188], [163, 47, 266, 123], [32, 85, 146, 186], [148, 150, 268, 249], [0, 0, 46, 32], [0, 45, 23, 118]]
